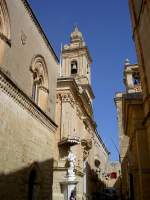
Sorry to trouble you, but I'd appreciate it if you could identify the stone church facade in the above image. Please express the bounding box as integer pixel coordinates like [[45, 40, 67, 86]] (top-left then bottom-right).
[[0, 0, 109, 199], [53, 27, 109, 199]]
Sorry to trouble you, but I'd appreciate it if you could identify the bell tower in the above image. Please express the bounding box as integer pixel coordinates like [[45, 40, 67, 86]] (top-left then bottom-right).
[[124, 59, 142, 93], [60, 26, 92, 86]]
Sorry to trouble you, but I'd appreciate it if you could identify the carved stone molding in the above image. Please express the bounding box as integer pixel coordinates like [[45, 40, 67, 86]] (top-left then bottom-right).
[[81, 138, 92, 160], [56, 93, 61, 103], [57, 92, 75, 108], [76, 104, 83, 119], [0, 69, 57, 132], [38, 85, 49, 93], [81, 139, 92, 150], [83, 149, 89, 160]]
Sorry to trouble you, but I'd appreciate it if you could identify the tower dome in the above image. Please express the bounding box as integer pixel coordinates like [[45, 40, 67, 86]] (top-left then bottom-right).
[[70, 26, 84, 43]]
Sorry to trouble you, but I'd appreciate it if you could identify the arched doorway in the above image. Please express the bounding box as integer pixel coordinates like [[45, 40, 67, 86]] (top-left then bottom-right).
[[28, 168, 40, 200]]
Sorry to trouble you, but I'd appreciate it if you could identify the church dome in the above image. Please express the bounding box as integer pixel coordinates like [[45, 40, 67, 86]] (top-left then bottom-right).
[[70, 26, 83, 42]]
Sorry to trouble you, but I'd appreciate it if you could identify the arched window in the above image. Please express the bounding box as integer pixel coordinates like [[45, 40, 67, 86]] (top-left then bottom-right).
[[28, 169, 40, 200], [30, 56, 49, 111], [0, 0, 10, 40], [0, 0, 11, 63], [71, 60, 78, 75]]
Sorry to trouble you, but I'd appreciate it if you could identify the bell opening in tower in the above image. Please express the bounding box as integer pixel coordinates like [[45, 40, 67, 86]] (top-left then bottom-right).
[[133, 72, 140, 85], [71, 60, 78, 75]]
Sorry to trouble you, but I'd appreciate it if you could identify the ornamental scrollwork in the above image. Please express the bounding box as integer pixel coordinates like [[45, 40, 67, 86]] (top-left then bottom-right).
[[81, 138, 92, 160], [76, 104, 83, 119], [56, 92, 75, 107]]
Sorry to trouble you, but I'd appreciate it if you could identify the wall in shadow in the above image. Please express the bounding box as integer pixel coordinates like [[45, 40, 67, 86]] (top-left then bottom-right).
[[86, 162, 106, 198], [0, 159, 54, 200]]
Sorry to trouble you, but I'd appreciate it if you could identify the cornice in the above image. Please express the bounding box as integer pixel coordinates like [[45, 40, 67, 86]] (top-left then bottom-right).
[[62, 46, 92, 63], [114, 92, 123, 104], [20, 0, 59, 63], [123, 92, 143, 137], [80, 84, 95, 100], [95, 130, 110, 155], [123, 92, 143, 101], [53, 166, 84, 176], [0, 68, 57, 132], [80, 90, 93, 116], [53, 167, 67, 171], [57, 91, 75, 109]]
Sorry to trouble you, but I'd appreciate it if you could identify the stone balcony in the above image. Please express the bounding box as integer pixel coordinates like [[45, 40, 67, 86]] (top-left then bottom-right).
[[58, 135, 80, 147]]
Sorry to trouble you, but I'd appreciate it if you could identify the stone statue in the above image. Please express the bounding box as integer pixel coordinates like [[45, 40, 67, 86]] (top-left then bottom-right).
[[67, 150, 76, 180]]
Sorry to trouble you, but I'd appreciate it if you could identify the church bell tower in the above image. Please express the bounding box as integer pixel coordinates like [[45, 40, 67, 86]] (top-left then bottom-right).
[[60, 26, 92, 87]]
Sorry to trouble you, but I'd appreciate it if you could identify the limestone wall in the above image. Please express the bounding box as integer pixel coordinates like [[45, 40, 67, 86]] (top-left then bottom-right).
[[0, 73, 57, 200], [0, 0, 58, 120]]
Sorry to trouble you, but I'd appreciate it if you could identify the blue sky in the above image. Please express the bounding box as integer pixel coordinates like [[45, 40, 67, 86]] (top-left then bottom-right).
[[28, 0, 137, 160]]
